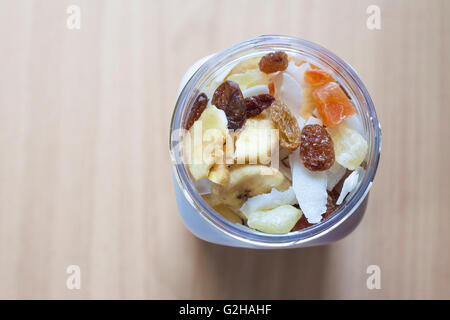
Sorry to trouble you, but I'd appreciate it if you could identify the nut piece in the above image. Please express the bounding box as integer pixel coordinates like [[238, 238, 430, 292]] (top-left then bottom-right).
[[268, 101, 301, 151], [259, 51, 289, 74], [212, 81, 246, 130], [185, 92, 208, 130], [300, 124, 335, 171]]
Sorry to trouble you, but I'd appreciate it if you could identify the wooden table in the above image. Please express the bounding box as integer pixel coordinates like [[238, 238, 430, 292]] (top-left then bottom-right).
[[0, 0, 449, 299]]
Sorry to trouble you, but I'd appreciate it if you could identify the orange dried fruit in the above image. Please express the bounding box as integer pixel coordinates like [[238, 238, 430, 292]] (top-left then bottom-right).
[[312, 82, 356, 127], [304, 69, 334, 86]]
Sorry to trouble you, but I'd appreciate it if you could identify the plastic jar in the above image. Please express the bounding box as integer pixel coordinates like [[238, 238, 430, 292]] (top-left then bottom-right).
[[169, 35, 381, 248]]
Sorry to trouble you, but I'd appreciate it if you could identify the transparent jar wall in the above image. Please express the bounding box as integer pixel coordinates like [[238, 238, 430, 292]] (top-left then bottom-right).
[[170, 35, 381, 248]]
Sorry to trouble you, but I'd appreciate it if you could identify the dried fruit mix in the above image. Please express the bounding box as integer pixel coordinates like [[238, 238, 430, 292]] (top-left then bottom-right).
[[185, 49, 368, 233]]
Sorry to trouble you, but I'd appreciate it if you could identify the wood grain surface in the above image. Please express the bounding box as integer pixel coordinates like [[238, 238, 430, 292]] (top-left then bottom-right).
[[0, 0, 449, 299]]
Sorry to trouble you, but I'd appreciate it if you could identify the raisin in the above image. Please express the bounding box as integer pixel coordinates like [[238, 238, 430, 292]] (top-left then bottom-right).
[[185, 92, 208, 130], [324, 191, 339, 218], [300, 124, 335, 171], [268, 101, 301, 151], [291, 214, 312, 231], [212, 81, 246, 130], [244, 94, 275, 118], [259, 51, 289, 74]]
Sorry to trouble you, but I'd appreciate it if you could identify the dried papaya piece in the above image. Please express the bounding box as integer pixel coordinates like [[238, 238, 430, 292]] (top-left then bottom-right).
[[304, 69, 334, 86], [312, 82, 356, 127]]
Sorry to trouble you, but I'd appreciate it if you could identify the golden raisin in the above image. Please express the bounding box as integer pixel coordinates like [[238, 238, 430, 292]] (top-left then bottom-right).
[[300, 124, 335, 171], [185, 92, 208, 130], [244, 94, 275, 118], [212, 81, 247, 130], [268, 101, 301, 151], [259, 51, 289, 74]]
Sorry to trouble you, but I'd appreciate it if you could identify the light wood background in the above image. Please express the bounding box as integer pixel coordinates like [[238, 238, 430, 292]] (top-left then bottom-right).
[[0, 0, 449, 299]]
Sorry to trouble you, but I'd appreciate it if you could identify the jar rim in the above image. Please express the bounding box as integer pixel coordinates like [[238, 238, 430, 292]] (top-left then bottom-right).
[[169, 35, 381, 247]]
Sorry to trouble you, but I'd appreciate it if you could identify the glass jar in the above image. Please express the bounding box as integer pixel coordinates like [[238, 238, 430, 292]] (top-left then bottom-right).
[[169, 35, 381, 248]]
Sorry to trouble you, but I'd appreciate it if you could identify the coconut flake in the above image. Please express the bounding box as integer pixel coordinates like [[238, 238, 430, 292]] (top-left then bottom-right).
[[279, 148, 292, 182], [344, 114, 366, 138], [285, 61, 311, 88], [326, 162, 347, 191], [240, 187, 297, 217], [336, 170, 359, 205], [242, 85, 269, 98], [306, 116, 323, 126], [272, 72, 303, 114], [289, 151, 328, 223], [296, 115, 306, 130]]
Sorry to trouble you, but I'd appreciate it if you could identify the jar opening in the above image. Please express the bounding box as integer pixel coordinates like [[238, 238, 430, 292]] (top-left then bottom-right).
[[170, 35, 381, 246]]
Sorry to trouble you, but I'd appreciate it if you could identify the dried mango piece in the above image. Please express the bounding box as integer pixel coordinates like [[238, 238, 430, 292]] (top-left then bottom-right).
[[327, 124, 368, 170], [312, 82, 356, 127], [304, 69, 334, 86]]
